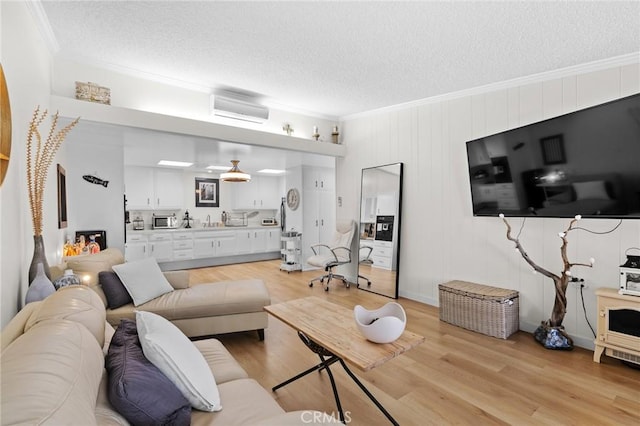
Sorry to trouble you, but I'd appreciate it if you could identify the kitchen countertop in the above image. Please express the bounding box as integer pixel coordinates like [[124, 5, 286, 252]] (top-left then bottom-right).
[[129, 225, 280, 233]]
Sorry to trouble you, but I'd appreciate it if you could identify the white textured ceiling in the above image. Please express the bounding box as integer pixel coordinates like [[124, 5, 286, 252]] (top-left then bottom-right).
[[39, 1, 640, 119]]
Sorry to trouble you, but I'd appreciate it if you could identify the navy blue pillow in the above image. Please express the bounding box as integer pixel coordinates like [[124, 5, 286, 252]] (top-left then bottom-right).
[[99, 271, 133, 309], [106, 319, 191, 425]]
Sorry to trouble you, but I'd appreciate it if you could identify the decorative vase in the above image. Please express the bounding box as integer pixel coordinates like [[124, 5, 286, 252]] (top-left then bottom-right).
[[25, 262, 55, 304], [28, 235, 50, 283], [53, 269, 81, 290]]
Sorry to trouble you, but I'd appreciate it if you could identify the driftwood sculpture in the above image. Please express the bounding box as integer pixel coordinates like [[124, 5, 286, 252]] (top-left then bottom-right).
[[499, 214, 595, 348]]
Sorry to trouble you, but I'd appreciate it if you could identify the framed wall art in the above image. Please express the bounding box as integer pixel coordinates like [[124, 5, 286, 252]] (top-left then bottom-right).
[[195, 177, 219, 207], [540, 134, 566, 165], [57, 164, 68, 228]]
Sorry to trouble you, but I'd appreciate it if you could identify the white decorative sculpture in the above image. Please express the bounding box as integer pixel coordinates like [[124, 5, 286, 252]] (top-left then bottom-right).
[[354, 302, 406, 344]]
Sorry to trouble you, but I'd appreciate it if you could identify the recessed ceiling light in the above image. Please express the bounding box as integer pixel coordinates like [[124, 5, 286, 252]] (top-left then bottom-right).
[[206, 165, 231, 171], [257, 169, 285, 174], [158, 160, 193, 167]]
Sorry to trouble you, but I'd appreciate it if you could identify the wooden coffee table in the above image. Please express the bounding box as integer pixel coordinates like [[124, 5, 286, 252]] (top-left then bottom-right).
[[264, 296, 424, 425]]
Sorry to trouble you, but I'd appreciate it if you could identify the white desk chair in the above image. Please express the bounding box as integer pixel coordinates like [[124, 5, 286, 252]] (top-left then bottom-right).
[[307, 220, 356, 291]]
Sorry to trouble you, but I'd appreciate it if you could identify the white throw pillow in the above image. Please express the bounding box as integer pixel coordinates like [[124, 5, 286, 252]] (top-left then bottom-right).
[[135, 311, 222, 412], [573, 180, 611, 201], [112, 257, 174, 306]]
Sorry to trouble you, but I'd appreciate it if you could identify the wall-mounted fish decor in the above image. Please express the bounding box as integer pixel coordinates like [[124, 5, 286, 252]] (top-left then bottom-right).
[[83, 174, 109, 187]]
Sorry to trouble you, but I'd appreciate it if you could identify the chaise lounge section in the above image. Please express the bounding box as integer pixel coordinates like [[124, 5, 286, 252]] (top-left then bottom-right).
[[54, 248, 270, 340]]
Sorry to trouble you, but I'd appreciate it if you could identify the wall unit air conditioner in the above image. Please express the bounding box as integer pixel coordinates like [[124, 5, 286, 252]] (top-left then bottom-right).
[[211, 94, 269, 123]]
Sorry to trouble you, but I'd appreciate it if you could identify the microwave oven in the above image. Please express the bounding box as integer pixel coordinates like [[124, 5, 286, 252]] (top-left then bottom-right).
[[152, 214, 178, 229]]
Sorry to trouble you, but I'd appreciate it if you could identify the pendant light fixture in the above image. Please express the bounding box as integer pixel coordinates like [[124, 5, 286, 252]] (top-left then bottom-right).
[[220, 160, 251, 182]]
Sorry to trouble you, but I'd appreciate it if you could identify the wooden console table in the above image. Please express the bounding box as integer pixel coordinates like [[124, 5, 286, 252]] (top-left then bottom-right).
[[593, 288, 640, 365], [265, 297, 424, 425]]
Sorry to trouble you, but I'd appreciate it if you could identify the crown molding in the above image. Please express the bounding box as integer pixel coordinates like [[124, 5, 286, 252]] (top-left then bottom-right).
[[341, 52, 640, 121], [26, 0, 59, 53]]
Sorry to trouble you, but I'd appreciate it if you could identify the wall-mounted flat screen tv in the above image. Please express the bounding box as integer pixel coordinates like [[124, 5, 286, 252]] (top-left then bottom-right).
[[466, 93, 640, 219]]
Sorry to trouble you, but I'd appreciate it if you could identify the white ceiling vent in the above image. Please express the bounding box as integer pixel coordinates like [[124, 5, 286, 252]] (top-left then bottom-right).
[[211, 94, 269, 123]]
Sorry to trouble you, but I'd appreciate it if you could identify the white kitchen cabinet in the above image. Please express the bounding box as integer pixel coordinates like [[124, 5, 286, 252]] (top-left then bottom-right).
[[154, 169, 184, 209], [361, 196, 377, 222], [128, 228, 276, 264], [236, 230, 252, 254], [256, 177, 282, 209], [251, 230, 267, 252], [194, 231, 217, 258], [125, 166, 184, 210], [371, 240, 394, 271], [376, 193, 397, 216], [301, 166, 335, 270], [125, 233, 149, 262], [194, 231, 237, 258], [232, 176, 282, 210], [193, 237, 216, 258], [149, 233, 173, 262], [215, 232, 237, 256], [124, 167, 154, 210], [172, 232, 193, 260], [265, 228, 281, 251], [236, 229, 270, 253], [303, 167, 335, 192]]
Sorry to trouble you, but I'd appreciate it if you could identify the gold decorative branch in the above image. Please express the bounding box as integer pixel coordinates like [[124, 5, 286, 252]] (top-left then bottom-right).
[[26, 107, 79, 236]]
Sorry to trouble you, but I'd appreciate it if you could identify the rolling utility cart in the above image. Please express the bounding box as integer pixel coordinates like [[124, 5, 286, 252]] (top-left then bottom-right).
[[280, 232, 302, 273]]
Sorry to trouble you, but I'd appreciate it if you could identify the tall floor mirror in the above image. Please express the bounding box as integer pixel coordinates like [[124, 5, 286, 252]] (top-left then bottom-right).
[[357, 162, 403, 298]]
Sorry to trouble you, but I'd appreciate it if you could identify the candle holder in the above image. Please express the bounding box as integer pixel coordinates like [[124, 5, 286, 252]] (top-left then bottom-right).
[[283, 123, 294, 136], [331, 126, 340, 144]]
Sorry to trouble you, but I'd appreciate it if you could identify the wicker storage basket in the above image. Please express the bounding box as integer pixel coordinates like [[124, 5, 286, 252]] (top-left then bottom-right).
[[439, 280, 519, 339]]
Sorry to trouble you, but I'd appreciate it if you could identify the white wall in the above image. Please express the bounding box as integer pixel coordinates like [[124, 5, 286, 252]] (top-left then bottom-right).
[[339, 62, 640, 349], [65, 128, 125, 253], [52, 58, 339, 141], [0, 2, 61, 326]]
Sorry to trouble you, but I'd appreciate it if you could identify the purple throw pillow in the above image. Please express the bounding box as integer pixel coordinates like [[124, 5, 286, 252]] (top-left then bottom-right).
[[106, 319, 191, 425], [99, 271, 133, 309]]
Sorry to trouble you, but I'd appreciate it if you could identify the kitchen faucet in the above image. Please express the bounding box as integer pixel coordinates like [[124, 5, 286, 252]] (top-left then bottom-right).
[[206, 214, 211, 227]]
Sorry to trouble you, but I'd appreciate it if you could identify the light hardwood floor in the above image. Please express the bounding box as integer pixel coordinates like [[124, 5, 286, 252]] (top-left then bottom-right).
[[190, 260, 640, 426]]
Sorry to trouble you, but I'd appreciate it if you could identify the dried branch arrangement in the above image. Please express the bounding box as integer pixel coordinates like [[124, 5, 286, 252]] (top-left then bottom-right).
[[499, 214, 595, 328], [26, 107, 79, 236]]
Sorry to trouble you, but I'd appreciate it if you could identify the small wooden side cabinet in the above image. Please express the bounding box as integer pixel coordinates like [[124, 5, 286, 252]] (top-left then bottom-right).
[[593, 288, 640, 365]]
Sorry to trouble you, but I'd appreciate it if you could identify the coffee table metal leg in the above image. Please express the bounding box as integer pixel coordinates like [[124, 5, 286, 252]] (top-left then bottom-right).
[[272, 355, 347, 423], [273, 334, 400, 425], [337, 358, 399, 426], [321, 356, 345, 423], [272, 356, 339, 392]]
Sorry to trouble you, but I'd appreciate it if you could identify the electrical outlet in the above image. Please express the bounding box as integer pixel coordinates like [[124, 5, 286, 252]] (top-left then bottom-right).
[[569, 280, 589, 290], [569, 278, 588, 290]]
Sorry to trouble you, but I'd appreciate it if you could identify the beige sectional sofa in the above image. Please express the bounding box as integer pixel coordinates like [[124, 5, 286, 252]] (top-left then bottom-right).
[[54, 248, 270, 340], [1, 286, 336, 424]]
